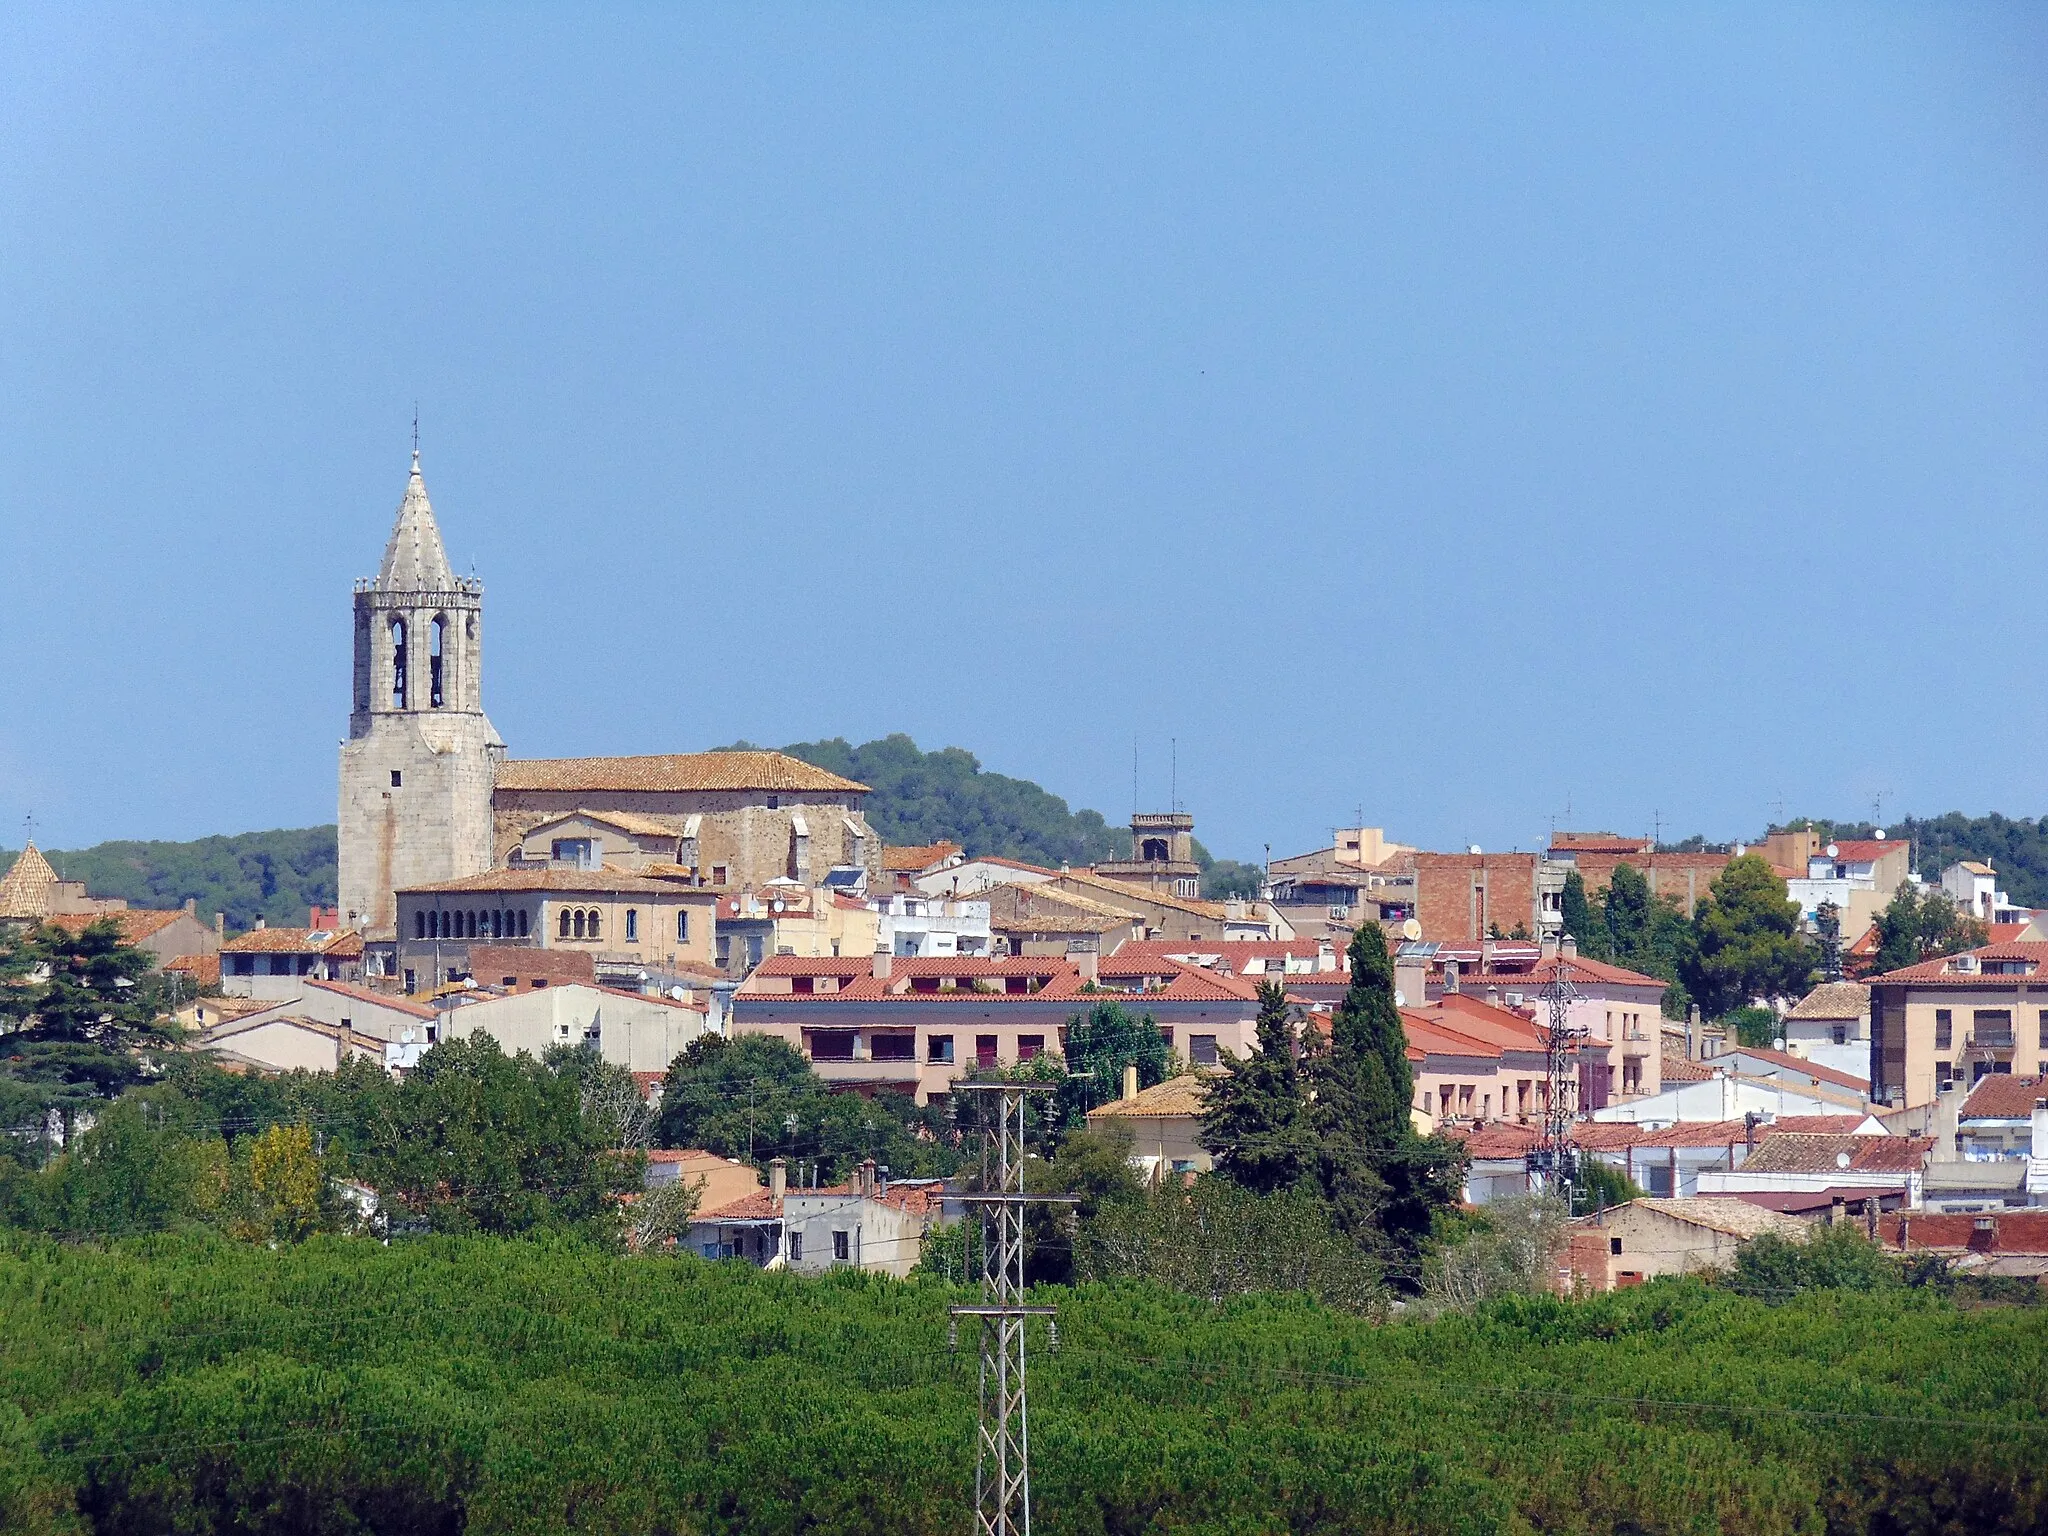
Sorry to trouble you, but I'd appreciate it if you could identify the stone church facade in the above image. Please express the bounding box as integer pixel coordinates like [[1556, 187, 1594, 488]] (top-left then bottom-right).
[[338, 452, 881, 955]]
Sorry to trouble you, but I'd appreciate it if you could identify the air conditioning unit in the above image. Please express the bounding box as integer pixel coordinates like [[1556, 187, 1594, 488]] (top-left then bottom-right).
[[1952, 953, 1980, 974], [1330, 906, 1350, 920]]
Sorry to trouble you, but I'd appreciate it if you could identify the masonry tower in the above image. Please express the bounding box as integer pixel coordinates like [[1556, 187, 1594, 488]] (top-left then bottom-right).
[[338, 449, 504, 940]]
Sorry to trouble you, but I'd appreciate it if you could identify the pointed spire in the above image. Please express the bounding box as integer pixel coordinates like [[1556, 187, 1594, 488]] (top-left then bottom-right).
[[376, 446, 457, 592], [0, 840, 58, 921]]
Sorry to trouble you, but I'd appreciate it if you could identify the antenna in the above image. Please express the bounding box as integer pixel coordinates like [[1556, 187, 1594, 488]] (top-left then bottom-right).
[[1872, 788, 1891, 830], [411, 404, 420, 458], [1651, 809, 1663, 849], [1131, 738, 1138, 822], [1170, 738, 1177, 815]]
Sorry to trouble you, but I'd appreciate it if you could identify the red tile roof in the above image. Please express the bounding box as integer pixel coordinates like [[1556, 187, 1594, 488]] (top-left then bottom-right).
[[497, 750, 868, 795], [1961, 1073, 2048, 1122], [884, 842, 962, 872], [1870, 942, 2048, 985], [1550, 833, 1653, 853], [1876, 1209, 2048, 1255], [220, 926, 361, 954], [1727, 1046, 1872, 1094], [305, 979, 438, 1019], [1827, 841, 1902, 863], [1463, 954, 1668, 990], [164, 952, 221, 988], [1737, 1132, 1932, 1175], [41, 908, 194, 942]]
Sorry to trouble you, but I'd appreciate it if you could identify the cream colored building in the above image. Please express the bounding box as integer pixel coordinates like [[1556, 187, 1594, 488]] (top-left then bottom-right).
[[1871, 943, 2048, 1108], [1574, 1197, 1814, 1287], [438, 983, 714, 1074], [394, 866, 718, 995], [1085, 1070, 1217, 1182], [492, 751, 881, 893]]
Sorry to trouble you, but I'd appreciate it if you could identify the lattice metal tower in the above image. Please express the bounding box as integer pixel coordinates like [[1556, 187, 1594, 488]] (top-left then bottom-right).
[[950, 1083, 1071, 1536], [1529, 960, 1586, 1208]]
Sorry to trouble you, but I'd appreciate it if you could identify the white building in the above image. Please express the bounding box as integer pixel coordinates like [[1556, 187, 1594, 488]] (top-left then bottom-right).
[[1592, 1067, 1874, 1129], [1941, 861, 2031, 926], [438, 983, 714, 1073], [872, 892, 992, 958]]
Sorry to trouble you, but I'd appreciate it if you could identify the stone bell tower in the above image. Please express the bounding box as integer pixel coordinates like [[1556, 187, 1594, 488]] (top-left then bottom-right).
[[337, 448, 505, 941]]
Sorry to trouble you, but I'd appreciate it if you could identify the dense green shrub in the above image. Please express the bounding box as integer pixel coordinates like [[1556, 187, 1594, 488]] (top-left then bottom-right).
[[0, 1237, 2041, 1534]]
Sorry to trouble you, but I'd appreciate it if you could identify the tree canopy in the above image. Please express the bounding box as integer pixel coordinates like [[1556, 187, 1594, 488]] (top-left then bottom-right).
[[1199, 983, 1316, 1196], [0, 828, 336, 931], [1680, 855, 1814, 1019], [1871, 884, 1987, 975]]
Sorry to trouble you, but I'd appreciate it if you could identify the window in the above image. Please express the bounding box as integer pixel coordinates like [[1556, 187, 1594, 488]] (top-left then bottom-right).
[[428, 615, 445, 708], [531, 978, 547, 989], [517, 908, 529, 937], [572, 910, 586, 940], [767, 795, 780, 810], [229, 954, 255, 976], [2039, 1010, 2048, 1049], [1190, 1034, 1219, 1067], [390, 619, 407, 707], [677, 910, 690, 942], [746, 935, 762, 967], [928, 1035, 954, 1063], [414, 912, 426, 939], [1833, 1025, 1848, 1046], [871, 1033, 915, 1061], [559, 909, 572, 940], [403, 968, 416, 993], [1157, 1026, 1174, 1050], [1018, 1035, 1045, 1061], [390, 770, 402, 789], [269, 955, 294, 976], [1935, 1010, 1953, 1050], [832, 1231, 849, 1262], [976, 1034, 999, 1068], [1937, 1061, 1955, 1093], [1609, 1237, 1623, 1256], [711, 865, 728, 885], [1974, 1010, 2015, 1048], [789, 1233, 802, 1262], [716, 935, 731, 965], [625, 909, 638, 942]]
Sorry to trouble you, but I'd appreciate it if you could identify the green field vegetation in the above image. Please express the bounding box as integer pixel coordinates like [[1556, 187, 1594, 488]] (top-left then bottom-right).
[[0, 1235, 2042, 1535]]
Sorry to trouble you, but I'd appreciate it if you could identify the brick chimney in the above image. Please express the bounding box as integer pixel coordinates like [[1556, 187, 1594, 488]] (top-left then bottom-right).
[[1122, 1063, 1139, 1102], [770, 1156, 787, 1203]]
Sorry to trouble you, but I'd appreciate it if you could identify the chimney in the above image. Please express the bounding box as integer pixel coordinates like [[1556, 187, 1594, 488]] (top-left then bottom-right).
[[1395, 955, 1427, 1010], [1481, 939, 1496, 970], [1540, 934, 1560, 961], [184, 897, 196, 917], [1122, 1063, 1139, 1103], [1560, 933, 1578, 960], [1487, 987, 1501, 1010], [1443, 959, 1460, 994], [858, 1158, 877, 1199], [1067, 936, 1098, 984], [215, 912, 225, 939], [770, 1156, 787, 1203], [873, 944, 892, 981], [254, 917, 266, 931], [1830, 1195, 1845, 1228]]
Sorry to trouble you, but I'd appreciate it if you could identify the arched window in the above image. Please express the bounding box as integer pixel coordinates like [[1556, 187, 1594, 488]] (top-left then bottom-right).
[[559, 909, 572, 939], [414, 911, 426, 940], [677, 910, 689, 942], [573, 910, 586, 940], [625, 909, 638, 942], [588, 910, 602, 941], [517, 908, 529, 938], [390, 619, 408, 708], [466, 911, 477, 939], [429, 616, 446, 708]]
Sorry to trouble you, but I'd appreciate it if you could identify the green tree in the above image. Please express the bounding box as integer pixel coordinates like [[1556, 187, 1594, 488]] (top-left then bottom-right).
[[1872, 885, 1987, 975], [8, 1095, 229, 1237], [1723, 1005, 1781, 1049], [1056, 999, 1173, 1127], [1312, 923, 1464, 1267], [1200, 982, 1316, 1196], [1200, 859, 1264, 901], [1723, 1224, 1905, 1300], [234, 1123, 330, 1243], [1681, 856, 1814, 1019], [1559, 870, 1605, 960]]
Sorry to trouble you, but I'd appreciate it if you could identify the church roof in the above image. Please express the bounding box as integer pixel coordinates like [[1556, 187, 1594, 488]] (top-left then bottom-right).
[[496, 751, 868, 796], [0, 842, 58, 921], [376, 450, 459, 592]]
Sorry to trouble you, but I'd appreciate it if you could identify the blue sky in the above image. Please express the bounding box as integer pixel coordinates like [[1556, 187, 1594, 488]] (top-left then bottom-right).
[[1, 6, 2043, 862]]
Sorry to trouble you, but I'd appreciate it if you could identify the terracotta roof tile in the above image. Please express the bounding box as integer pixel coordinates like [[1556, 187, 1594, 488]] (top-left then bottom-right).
[[40, 908, 194, 943], [1086, 1073, 1216, 1120], [497, 751, 867, 795], [1738, 1132, 1931, 1175], [884, 842, 962, 872], [1876, 1209, 2048, 1255], [220, 926, 357, 954], [1620, 1197, 1814, 1241], [403, 866, 691, 896], [1871, 942, 2048, 984], [165, 952, 221, 987], [1960, 1073, 2048, 1122], [1785, 982, 1870, 1021]]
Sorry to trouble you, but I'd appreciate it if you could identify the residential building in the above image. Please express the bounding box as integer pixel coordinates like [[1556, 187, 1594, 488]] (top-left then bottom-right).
[[1044, 867, 1277, 943], [873, 892, 992, 958], [492, 751, 881, 893], [1717, 1044, 1871, 1097], [0, 840, 134, 927], [1696, 1131, 1933, 1208], [714, 884, 878, 975], [196, 981, 443, 1073], [220, 922, 365, 998], [1590, 1064, 1872, 1129], [1547, 832, 1735, 921], [1566, 1198, 1814, 1289], [644, 1150, 762, 1210], [732, 952, 1262, 1104], [1872, 1209, 2048, 1279], [1941, 861, 2030, 926], [1904, 1074, 2048, 1211], [1093, 812, 1203, 899], [914, 855, 1059, 898], [883, 841, 964, 892], [41, 903, 222, 970], [202, 1013, 386, 1074], [394, 866, 718, 995], [464, 943, 597, 992], [1452, 1116, 1875, 1204], [1085, 1069, 1216, 1181], [1868, 941, 2048, 1108], [337, 450, 505, 943], [1779, 981, 1871, 1082], [685, 1158, 948, 1276], [1782, 835, 1914, 933], [978, 882, 1143, 958], [1411, 851, 1556, 942], [438, 983, 714, 1074]]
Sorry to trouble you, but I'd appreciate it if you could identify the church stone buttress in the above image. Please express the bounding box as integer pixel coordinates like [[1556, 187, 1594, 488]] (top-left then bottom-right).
[[338, 450, 505, 941]]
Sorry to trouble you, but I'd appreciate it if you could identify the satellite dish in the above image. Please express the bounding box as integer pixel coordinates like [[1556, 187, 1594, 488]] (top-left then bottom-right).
[[1873, 829, 1886, 841], [1393, 990, 1406, 1008], [1835, 1151, 1852, 1170], [1825, 843, 1839, 858], [1773, 1037, 1786, 1052], [1402, 918, 1423, 942]]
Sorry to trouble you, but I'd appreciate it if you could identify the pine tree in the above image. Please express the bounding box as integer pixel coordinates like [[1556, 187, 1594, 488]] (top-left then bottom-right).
[[1559, 871, 1606, 960], [1311, 923, 1464, 1274], [1200, 982, 1316, 1196]]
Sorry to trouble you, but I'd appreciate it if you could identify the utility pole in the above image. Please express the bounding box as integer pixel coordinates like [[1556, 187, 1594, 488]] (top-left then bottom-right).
[[950, 1082, 1072, 1536], [1528, 961, 1585, 1212]]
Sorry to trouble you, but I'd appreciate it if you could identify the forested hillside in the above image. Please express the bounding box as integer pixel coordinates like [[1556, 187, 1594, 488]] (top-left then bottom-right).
[[0, 1236, 2038, 1535], [1779, 813, 2048, 907], [0, 827, 335, 931]]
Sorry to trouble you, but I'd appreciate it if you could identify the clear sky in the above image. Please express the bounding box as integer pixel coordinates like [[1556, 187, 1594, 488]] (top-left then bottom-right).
[[2, 6, 2043, 863]]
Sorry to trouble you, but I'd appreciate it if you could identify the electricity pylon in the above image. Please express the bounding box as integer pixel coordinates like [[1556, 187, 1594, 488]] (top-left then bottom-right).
[[950, 1082, 1072, 1536]]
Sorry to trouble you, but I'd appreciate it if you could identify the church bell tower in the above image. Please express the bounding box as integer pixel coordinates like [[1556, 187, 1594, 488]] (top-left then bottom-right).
[[337, 449, 505, 941]]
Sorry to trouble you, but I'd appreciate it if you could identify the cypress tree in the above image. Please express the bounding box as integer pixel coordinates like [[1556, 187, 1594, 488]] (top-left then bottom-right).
[[1199, 982, 1316, 1196]]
